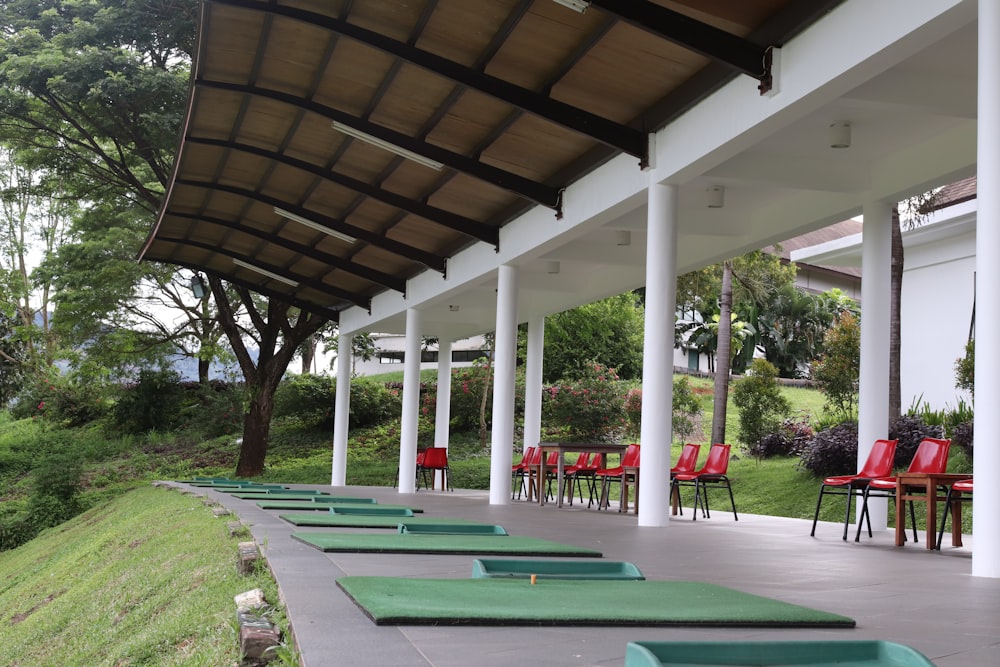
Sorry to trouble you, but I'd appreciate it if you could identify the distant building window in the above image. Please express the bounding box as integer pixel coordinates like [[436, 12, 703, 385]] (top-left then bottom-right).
[[452, 350, 489, 363], [379, 351, 404, 364]]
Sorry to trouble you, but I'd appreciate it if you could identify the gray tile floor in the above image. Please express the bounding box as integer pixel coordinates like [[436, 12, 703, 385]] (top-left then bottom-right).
[[173, 482, 1000, 667]]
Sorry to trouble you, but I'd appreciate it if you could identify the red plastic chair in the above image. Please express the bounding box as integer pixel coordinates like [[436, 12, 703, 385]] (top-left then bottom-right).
[[854, 437, 951, 542], [810, 439, 897, 540], [669, 444, 701, 516], [936, 477, 972, 550], [511, 447, 538, 500], [417, 447, 452, 491], [562, 452, 601, 505], [594, 444, 640, 510], [671, 443, 737, 521]]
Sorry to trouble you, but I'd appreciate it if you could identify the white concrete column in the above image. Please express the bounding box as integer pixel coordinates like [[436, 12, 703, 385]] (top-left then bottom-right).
[[858, 199, 892, 531], [489, 264, 519, 504], [974, 0, 1000, 578], [637, 180, 678, 527], [523, 315, 545, 453], [433, 339, 453, 489], [398, 308, 423, 494], [434, 340, 453, 449], [330, 333, 352, 486]]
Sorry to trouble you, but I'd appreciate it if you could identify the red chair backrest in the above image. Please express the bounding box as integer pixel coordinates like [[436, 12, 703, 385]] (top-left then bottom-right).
[[622, 444, 640, 467], [545, 450, 560, 466], [700, 444, 730, 475], [526, 447, 542, 466], [587, 453, 604, 470], [416, 449, 427, 466], [857, 439, 898, 478], [571, 452, 590, 467], [421, 447, 448, 468], [908, 437, 951, 473], [672, 444, 701, 473]]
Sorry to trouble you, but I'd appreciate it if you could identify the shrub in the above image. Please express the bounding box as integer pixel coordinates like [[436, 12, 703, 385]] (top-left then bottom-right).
[[732, 359, 790, 449], [351, 377, 402, 428], [28, 438, 84, 529], [799, 422, 858, 477], [955, 339, 974, 396], [889, 415, 945, 469], [110, 369, 186, 434], [811, 312, 860, 420], [542, 361, 626, 442], [623, 378, 702, 442], [178, 381, 245, 438], [13, 373, 110, 427], [952, 420, 973, 457], [273, 374, 336, 427], [747, 418, 814, 459]]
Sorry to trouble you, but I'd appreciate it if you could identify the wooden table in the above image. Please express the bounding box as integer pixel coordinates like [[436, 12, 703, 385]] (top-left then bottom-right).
[[621, 465, 639, 514], [537, 443, 628, 507], [895, 472, 973, 549]]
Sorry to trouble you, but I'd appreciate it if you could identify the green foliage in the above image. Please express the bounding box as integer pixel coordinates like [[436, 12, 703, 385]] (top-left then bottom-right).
[[542, 361, 626, 442], [955, 339, 974, 396], [110, 368, 186, 434], [798, 422, 859, 477], [732, 359, 791, 449], [622, 378, 702, 442], [811, 312, 860, 420], [351, 377, 403, 428], [0, 307, 28, 405], [28, 446, 84, 529], [177, 380, 245, 439], [274, 373, 337, 428], [888, 415, 945, 469], [11, 371, 110, 427], [543, 293, 644, 382]]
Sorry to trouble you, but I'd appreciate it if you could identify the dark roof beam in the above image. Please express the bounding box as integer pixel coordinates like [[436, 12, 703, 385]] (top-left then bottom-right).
[[211, 0, 646, 160], [195, 78, 561, 211], [174, 178, 448, 272], [184, 136, 499, 247], [588, 0, 774, 93], [160, 236, 372, 311], [168, 210, 406, 293]]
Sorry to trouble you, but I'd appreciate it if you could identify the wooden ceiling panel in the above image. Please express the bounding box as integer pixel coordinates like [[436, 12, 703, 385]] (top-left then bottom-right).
[[554, 24, 710, 123], [368, 64, 462, 138], [485, 1, 609, 92], [142, 0, 839, 315], [417, 0, 522, 68], [256, 17, 336, 95], [311, 38, 398, 115]]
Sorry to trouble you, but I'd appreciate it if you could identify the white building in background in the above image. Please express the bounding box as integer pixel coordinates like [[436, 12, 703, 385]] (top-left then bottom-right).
[[793, 182, 977, 412], [352, 333, 490, 377]]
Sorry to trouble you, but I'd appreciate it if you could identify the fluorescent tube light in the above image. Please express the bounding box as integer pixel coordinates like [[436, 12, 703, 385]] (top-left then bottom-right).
[[232, 258, 299, 287], [331, 121, 444, 171], [552, 0, 589, 13], [273, 206, 356, 243]]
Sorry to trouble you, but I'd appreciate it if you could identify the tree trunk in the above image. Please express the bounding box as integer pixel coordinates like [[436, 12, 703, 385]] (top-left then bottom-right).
[[235, 389, 276, 477], [711, 261, 734, 445], [889, 206, 903, 425], [198, 356, 210, 385], [300, 335, 316, 374]]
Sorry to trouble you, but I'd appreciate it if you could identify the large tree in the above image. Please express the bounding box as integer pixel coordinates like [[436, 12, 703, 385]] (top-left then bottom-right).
[[0, 0, 327, 474], [543, 292, 644, 383]]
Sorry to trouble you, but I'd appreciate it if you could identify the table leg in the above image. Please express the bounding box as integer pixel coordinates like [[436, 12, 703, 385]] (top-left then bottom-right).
[[924, 485, 937, 550], [556, 457, 565, 508], [537, 459, 546, 506], [951, 490, 964, 547], [894, 484, 905, 547]]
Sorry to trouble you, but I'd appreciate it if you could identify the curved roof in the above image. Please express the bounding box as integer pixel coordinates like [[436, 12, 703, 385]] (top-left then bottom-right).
[[140, 0, 841, 318]]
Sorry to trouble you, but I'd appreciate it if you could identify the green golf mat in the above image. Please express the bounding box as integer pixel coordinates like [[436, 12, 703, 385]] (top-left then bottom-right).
[[258, 501, 420, 512], [230, 492, 334, 500], [292, 532, 602, 556], [281, 514, 486, 528], [336, 578, 855, 627]]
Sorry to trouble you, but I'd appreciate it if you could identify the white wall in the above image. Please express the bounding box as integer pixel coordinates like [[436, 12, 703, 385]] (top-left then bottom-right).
[[900, 226, 976, 411]]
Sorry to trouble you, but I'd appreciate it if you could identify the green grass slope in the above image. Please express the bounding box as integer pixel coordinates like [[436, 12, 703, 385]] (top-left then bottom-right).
[[0, 486, 283, 667]]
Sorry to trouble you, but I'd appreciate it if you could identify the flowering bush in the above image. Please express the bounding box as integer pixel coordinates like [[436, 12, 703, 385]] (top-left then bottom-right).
[[623, 377, 703, 442], [542, 362, 627, 442]]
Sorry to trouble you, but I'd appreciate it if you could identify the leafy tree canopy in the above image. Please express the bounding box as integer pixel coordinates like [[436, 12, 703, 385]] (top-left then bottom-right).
[[543, 292, 644, 383]]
